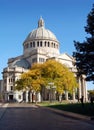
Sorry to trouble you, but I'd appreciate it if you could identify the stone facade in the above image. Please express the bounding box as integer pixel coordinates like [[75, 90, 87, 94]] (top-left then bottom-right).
[[2, 17, 87, 102]]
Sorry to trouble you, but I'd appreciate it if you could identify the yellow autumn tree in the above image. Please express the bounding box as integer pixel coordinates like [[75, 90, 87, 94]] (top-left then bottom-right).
[[41, 60, 78, 94], [15, 59, 78, 102], [16, 63, 45, 91], [15, 72, 32, 91]]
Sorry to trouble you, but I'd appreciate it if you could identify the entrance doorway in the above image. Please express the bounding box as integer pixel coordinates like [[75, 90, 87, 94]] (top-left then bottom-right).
[[9, 95, 13, 101]]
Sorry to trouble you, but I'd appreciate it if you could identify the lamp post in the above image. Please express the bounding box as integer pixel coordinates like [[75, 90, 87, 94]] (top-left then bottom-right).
[[47, 82, 56, 102]]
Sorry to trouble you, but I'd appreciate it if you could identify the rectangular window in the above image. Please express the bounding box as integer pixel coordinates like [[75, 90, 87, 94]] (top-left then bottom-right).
[[18, 95, 21, 99], [10, 86, 13, 91], [39, 58, 45, 62], [9, 78, 10, 83], [4, 86, 6, 91], [32, 58, 37, 63], [4, 79, 7, 83]]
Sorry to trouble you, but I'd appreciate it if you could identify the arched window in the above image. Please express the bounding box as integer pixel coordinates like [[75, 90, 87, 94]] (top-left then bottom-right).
[[45, 41, 46, 46], [9, 78, 10, 83], [54, 43, 55, 48], [30, 42, 32, 47], [25, 43, 29, 48], [37, 41, 39, 47], [51, 42, 53, 47], [48, 42, 50, 47], [11, 78, 12, 82], [33, 42, 35, 47], [40, 41, 42, 47]]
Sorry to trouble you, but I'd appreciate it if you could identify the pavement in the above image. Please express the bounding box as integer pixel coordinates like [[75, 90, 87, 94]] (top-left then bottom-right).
[[0, 103, 94, 130], [0, 102, 94, 122], [0, 103, 9, 120]]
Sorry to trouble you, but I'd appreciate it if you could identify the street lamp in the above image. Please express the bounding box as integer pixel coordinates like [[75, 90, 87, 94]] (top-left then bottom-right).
[[46, 82, 56, 102]]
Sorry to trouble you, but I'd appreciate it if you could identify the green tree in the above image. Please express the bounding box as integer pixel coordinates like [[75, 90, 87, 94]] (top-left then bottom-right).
[[73, 4, 94, 82], [88, 90, 94, 96]]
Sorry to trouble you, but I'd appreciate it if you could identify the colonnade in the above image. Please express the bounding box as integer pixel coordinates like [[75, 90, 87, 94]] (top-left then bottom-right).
[[21, 75, 88, 103], [64, 75, 87, 102], [25, 90, 41, 103], [78, 75, 87, 102], [3, 74, 87, 103]]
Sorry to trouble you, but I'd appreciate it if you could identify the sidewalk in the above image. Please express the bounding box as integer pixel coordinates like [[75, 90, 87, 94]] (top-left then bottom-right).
[[0, 103, 9, 120], [38, 105, 94, 121]]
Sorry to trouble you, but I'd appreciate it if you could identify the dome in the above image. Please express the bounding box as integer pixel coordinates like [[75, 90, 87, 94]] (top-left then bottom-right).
[[24, 17, 58, 42], [13, 58, 31, 69], [23, 17, 60, 56]]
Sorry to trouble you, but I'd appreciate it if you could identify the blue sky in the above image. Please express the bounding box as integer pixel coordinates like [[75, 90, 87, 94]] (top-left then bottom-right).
[[0, 0, 94, 89]]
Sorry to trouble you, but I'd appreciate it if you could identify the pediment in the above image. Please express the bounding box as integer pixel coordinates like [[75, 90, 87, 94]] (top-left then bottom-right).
[[58, 53, 74, 61]]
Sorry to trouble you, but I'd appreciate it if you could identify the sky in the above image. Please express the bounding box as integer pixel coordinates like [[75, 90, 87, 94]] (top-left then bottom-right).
[[0, 0, 94, 90]]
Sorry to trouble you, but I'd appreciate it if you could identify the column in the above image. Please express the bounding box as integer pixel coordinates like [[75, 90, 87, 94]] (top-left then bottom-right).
[[82, 75, 87, 102], [78, 77, 81, 99], [5, 93, 8, 102], [72, 91, 75, 101], [84, 80, 88, 101], [65, 90, 68, 100], [59, 94, 62, 102], [29, 92, 32, 102], [37, 92, 41, 102], [32, 92, 36, 102], [26, 90, 29, 102]]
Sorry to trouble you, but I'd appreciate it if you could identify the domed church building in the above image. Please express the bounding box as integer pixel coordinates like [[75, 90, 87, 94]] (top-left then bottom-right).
[[2, 17, 87, 102]]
